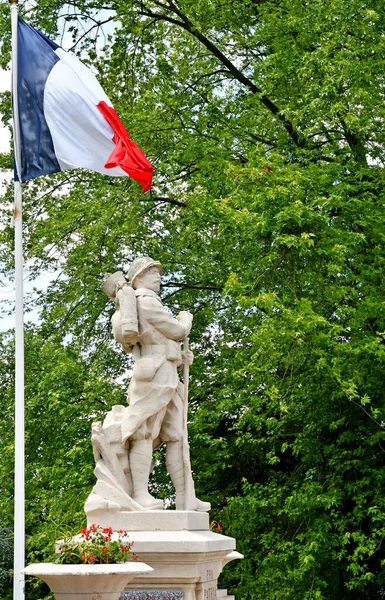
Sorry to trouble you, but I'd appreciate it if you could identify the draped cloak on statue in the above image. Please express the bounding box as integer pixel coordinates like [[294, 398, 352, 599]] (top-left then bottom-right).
[[121, 288, 192, 449]]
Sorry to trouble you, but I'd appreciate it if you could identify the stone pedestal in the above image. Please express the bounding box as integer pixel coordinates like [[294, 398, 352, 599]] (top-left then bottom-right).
[[87, 509, 209, 532], [104, 512, 242, 600], [23, 562, 153, 600]]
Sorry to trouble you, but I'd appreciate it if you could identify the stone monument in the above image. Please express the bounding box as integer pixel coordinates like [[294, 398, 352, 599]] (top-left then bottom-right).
[[84, 257, 242, 600]]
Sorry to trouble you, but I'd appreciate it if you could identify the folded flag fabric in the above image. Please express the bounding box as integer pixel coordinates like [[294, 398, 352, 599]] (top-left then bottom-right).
[[16, 18, 154, 192]]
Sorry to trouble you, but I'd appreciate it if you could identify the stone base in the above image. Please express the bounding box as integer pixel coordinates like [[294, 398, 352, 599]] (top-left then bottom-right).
[[119, 523, 242, 600], [217, 590, 234, 600], [87, 510, 209, 532]]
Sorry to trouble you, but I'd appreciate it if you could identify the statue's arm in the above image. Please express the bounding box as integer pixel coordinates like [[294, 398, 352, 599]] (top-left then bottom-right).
[[140, 296, 192, 340]]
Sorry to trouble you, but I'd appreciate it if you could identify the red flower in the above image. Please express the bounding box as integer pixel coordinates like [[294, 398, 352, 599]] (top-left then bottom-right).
[[102, 546, 108, 553], [89, 555, 95, 563]]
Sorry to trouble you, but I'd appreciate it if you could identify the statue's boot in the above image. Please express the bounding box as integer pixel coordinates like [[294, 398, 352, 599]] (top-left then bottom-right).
[[166, 440, 188, 510], [195, 497, 211, 512], [129, 438, 163, 509], [166, 441, 211, 512]]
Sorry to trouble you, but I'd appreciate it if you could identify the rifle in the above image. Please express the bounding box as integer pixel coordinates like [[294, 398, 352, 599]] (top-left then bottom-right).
[[182, 337, 196, 510]]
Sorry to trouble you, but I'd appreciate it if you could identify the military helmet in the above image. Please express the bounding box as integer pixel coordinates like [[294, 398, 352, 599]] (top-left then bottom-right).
[[128, 256, 162, 285]]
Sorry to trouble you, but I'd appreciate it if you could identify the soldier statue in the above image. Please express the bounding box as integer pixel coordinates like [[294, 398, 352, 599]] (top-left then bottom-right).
[[85, 257, 210, 515]]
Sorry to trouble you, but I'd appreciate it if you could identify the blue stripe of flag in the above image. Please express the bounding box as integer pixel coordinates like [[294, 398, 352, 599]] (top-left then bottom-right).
[[16, 18, 61, 181]]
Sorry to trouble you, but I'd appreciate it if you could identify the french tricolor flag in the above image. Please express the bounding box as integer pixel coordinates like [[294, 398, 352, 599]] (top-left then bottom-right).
[[16, 18, 154, 192]]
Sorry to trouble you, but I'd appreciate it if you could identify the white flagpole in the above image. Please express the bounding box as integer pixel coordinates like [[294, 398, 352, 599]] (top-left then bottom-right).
[[10, 1, 25, 599]]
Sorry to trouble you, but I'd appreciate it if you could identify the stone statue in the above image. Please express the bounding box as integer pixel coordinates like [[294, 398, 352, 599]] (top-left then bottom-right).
[[85, 257, 210, 518]]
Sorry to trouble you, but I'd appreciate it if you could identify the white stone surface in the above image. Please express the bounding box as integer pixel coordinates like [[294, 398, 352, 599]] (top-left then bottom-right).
[[87, 510, 209, 531], [120, 530, 243, 600], [23, 562, 153, 600], [123, 530, 237, 554], [222, 551, 242, 567], [217, 590, 235, 600], [23, 563, 152, 576]]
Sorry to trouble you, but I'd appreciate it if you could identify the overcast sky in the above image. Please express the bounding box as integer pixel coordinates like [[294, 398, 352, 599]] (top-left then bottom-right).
[[0, 68, 13, 332], [0, 68, 53, 333], [0, 68, 11, 152]]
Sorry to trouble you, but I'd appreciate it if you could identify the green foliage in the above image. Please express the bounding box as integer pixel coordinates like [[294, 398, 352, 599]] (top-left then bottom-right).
[[0, 527, 12, 598], [2, 0, 385, 598], [0, 329, 126, 598]]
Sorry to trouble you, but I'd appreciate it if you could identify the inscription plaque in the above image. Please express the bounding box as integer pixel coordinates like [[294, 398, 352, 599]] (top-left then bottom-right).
[[203, 587, 216, 600], [119, 592, 184, 600]]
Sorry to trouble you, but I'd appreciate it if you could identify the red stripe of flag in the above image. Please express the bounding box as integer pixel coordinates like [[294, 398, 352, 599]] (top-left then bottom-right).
[[97, 101, 154, 192]]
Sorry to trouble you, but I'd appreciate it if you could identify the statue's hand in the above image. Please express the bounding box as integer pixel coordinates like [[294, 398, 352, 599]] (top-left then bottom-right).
[[177, 310, 193, 321], [182, 349, 194, 365]]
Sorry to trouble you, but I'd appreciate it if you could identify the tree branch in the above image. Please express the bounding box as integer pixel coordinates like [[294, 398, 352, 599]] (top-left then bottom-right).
[[149, 195, 187, 207], [338, 116, 368, 167], [68, 17, 115, 51], [186, 69, 232, 89], [138, 0, 303, 147], [248, 132, 278, 147], [162, 281, 222, 291]]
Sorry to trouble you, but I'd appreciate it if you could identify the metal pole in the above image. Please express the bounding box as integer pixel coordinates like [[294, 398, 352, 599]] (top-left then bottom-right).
[[10, 1, 25, 599]]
